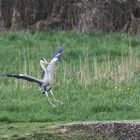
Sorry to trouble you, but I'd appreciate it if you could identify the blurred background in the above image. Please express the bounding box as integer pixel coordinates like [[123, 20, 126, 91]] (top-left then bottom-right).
[[0, 0, 140, 34]]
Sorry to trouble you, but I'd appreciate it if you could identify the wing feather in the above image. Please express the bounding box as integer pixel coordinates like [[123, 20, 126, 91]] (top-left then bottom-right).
[[51, 45, 65, 59], [0, 74, 42, 84], [42, 45, 65, 79], [46, 45, 65, 72]]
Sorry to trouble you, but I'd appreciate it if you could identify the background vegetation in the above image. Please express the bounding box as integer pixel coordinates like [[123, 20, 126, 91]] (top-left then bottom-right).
[[0, 0, 140, 33], [0, 30, 140, 123]]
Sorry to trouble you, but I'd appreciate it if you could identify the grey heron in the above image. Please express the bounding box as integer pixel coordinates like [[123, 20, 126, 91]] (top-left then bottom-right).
[[0, 45, 65, 107]]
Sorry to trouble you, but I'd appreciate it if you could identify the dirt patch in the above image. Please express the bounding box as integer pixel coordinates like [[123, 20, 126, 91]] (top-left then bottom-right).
[[57, 120, 140, 139]]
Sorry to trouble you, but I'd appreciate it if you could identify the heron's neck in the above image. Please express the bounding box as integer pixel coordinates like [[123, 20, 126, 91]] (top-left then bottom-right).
[[40, 62, 46, 71]]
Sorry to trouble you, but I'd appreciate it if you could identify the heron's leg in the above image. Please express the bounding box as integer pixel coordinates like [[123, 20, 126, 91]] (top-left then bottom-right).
[[50, 90, 63, 105], [45, 92, 56, 107]]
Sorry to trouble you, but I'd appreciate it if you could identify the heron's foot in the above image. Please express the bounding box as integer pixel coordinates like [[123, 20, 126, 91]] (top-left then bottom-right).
[[49, 90, 63, 105], [51, 103, 57, 107], [45, 92, 57, 107], [54, 99, 63, 105], [59, 101, 63, 105], [49, 101, 63, 107], [47, 99, 56, 107]]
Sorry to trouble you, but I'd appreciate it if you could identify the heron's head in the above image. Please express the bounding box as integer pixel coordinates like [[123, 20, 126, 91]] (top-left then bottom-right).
[[40, 58, 49, 65]]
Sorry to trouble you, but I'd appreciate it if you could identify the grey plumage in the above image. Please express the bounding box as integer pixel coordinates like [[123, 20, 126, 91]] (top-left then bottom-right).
[[0, 45, 65, 106], [41, 44, 64, 80], [51, 44, 65, 59], [0, 74, 42, 84]]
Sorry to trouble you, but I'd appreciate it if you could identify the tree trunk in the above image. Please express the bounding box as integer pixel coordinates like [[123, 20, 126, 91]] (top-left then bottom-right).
[[0, 0, 140, 34]]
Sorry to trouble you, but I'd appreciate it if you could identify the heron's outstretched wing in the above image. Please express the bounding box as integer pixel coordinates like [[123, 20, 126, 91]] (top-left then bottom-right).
[[0, 74, 42, 84], [41, 45, 65, 79], [47, 45, 64, 72], [51, 44, 65, 59]]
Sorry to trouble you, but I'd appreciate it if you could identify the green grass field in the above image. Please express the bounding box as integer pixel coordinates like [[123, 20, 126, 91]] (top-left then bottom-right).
[[0, 30, 140, 124]]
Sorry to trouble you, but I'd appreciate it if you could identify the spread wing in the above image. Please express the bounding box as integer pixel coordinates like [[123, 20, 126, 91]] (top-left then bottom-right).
[[47, 45, 65, 73], [41, 44, 65, 79], [0, 74, 42, 84], [51, 44, 65, 59]]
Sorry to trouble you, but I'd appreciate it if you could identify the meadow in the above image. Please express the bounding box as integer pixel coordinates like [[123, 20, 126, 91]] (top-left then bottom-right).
[[0, 30, 140, 124]]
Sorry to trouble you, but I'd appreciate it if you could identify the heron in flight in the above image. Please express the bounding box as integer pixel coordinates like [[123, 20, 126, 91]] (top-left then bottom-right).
[[0, 45, 65, 107]]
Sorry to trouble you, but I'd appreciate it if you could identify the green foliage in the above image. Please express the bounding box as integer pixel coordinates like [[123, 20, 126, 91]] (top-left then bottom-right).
[[0, 30, 140, 123]]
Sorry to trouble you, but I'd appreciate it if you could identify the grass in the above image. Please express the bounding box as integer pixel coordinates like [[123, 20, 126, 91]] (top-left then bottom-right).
[[0, 30, 140, 124]]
